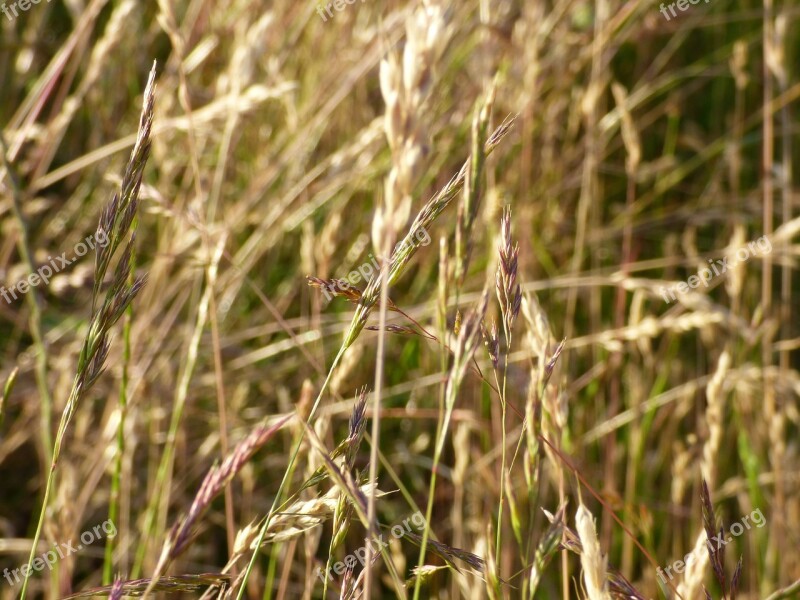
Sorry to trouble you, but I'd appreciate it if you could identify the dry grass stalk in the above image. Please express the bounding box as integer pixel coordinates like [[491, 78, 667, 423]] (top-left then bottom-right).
[[440, 291, 489, 459], [36, 0, 137, 179], [695, 480, 744, 600], [141, 415, 291, 599], [284, 118, 514, 600], [298, 404, 406, 596], [0, 366, 18, 432]]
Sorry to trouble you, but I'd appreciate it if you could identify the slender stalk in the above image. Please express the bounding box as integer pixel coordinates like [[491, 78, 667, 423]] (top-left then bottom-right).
[[761, 0, 782, 582], [363, 240, 393, 596], [103, 211, 137, 584], [494, 342, 510, 578]]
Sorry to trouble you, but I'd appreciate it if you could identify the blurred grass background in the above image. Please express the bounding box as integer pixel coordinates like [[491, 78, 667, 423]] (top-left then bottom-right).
[[0, 0, 799, 598]]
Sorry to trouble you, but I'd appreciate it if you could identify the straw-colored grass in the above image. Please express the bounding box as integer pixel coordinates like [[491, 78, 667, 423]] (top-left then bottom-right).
[[0, 1, 798, 599]]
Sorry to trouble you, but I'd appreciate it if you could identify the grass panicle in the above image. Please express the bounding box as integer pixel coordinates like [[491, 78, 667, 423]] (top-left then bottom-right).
[[153, 414, 292, 581], [19, 63, 156, 600]]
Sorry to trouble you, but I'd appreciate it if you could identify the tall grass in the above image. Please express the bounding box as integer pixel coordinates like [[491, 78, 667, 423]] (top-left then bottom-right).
[[0, 1, 798, 599]]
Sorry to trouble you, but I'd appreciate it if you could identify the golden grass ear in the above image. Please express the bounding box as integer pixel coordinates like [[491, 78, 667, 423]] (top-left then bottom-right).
[[576, 503, 610, 600]]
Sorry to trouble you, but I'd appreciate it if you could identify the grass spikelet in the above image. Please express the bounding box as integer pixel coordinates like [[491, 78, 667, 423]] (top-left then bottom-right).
[[306, 276, 366, 305], [339, 565, 357, 600], [63, 574, 231, 598], [481, 319, 499, 369], [528, 506, 565, 597], [364, 323, 421, 336], [407, 565, 448, 588], [295, 389, 367, 495], [495, 207, 522, 337], [677, 529, 713, 600], [232, 520, 261, 559], [322, 390, 367, 596], [701, 479, 727, 594], [261, 488, 341, 544], [521, 292, 554, 364], [109, 579, 124, 600], [405, 532, 486, 574], [575, 503, 610, 600], [701, 350, 731, 490], [691, 479, 745, 600], [731, 556, 743, 600]]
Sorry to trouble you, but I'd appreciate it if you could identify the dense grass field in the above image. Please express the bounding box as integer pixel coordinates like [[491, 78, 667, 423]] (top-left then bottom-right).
[[1, 0, 799, 598]]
